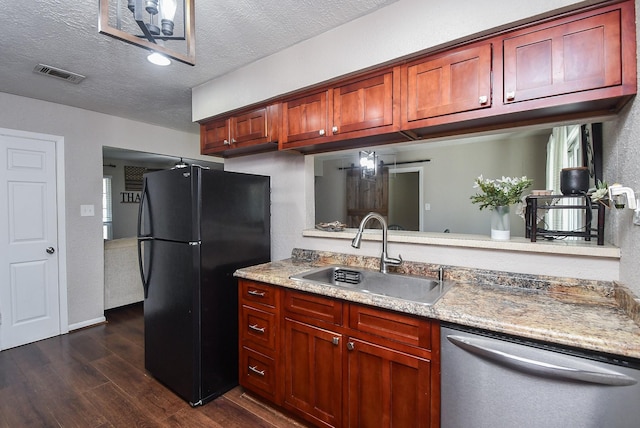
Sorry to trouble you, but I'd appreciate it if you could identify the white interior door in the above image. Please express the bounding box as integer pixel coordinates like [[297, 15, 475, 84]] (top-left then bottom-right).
[[0, 133, 60, 350]]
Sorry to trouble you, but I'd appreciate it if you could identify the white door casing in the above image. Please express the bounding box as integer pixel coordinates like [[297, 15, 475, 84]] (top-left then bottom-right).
[[0, 129, 67, 350]]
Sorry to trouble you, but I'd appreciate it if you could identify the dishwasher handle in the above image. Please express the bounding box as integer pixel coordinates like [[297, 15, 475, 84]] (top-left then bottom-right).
[[447, 334, 638, 387]]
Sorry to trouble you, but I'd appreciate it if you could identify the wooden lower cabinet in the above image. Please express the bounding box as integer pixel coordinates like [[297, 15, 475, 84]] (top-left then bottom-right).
[[238, 280, 440, 427], [283, 318, 343, 428], [347, 338, 432, 427]]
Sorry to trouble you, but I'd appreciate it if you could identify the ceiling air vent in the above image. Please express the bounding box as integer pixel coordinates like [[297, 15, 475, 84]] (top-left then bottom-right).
[[33, 64, 85, 84]]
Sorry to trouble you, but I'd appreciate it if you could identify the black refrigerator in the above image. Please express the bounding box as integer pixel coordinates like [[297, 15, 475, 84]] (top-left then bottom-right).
[[137, 165, 270, 406]]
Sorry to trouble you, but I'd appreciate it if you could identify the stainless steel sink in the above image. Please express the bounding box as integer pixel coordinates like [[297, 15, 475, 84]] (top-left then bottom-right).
[[289, 265, 453, 305]]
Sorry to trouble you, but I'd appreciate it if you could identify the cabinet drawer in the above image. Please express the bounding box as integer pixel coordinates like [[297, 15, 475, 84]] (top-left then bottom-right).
[[284, 290, 343, 325], [239, 346, 278, 402], [239, 280, 279, 308], [240, 304, 277, 351], [349, 304, 431, 350]]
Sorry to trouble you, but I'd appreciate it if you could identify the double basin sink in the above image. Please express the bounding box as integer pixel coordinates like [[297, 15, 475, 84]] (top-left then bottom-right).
[[290, 265, 453, 305]]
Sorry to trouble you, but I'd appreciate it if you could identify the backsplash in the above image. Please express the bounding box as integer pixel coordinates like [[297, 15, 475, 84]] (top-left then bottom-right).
[[290, 248, 615, 299]]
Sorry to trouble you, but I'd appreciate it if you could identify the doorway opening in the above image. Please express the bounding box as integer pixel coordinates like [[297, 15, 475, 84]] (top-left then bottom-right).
[[388, 167, 424, 231]]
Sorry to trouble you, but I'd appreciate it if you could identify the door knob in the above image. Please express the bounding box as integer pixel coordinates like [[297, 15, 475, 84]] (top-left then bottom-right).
[[46, 247, 55, 254]]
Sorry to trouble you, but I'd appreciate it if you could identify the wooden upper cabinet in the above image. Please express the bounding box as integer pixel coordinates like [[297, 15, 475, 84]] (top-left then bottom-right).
[[403, 42, 493, 124], [333, 71, 394, 134], [200, 104, 279, 157], [202, 1, 635, 156], [231, 107, 269, 145], [200, 118, 229, 153], [280, 67, 400, 150], [281, 90, 329, 145], [503, 8, 622, 104]]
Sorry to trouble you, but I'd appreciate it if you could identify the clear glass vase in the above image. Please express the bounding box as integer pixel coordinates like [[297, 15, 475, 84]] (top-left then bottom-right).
[[491, 205, 510, 240]]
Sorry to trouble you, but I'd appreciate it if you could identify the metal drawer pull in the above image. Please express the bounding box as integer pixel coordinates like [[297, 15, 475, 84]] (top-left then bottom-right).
[[249, 365, 265, 376], [347, 341, 355, 351], [332, 126, 338, 133], [505, 91, 516, 101], [319, 129, 326, 136], [479, 95, 488, 104], [247, 289, 265, 297], [332, 337, 339, 345], [223, 139, 230, 145], [249, 324, 265, 333]]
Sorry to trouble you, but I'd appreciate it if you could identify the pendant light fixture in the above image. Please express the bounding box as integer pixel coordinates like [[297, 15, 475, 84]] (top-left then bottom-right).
[[98, 0, 195, 66], [359, 151, 378, 180]]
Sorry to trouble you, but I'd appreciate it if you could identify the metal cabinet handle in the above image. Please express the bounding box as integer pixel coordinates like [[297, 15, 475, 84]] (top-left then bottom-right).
[[332, 337, 340, 346], [505, 91, 516, 101], [223, 139, 230, 145], [347, 341, 355, 351], [319, 129, 326, 136], [231, 138, 237, 143], [249, 365, 265, 376], [479, 95, 488, 104], [332, 126, 338, 133], [447, 335, 637, 386], [247, 289, 265, 297], [249, 324, 265, 333], [46, 247, 55, 254]]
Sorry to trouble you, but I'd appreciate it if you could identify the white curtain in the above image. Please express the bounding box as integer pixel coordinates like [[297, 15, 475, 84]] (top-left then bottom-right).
[[546, 125, 583, 235]]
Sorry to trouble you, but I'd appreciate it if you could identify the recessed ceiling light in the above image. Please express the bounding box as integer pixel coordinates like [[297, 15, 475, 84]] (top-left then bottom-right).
[[147, 52, 171, 66]]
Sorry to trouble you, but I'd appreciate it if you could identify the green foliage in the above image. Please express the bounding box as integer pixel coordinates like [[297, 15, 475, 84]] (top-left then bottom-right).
[[470, 175, 534, 210]]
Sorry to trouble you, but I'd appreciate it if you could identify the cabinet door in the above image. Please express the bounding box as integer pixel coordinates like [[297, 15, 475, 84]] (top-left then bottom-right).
[[405, 43, 492, 121], [333, 70, 394, 135], [200, 118, 230, 154], [347, 338, 432, 427], [231, 108, 267, 144], [230, 107, 269, 146], [284, 318, 342, 428], [503, 9, 621, 103], [281, 91, 329, 144]]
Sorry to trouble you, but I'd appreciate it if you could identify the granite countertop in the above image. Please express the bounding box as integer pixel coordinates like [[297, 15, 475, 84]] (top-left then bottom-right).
[[235, 249, 640, 360]]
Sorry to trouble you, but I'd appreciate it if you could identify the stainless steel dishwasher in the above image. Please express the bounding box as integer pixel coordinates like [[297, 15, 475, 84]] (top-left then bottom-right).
[[441, 324, 640, 428]]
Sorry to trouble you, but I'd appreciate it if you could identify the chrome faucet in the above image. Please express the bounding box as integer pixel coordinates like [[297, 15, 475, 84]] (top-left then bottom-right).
[[351, 212, 403, 273]]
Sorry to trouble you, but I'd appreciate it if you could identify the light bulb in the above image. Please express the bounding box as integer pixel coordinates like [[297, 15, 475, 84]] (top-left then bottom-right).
[[147, 52, 171, 66], [159, 0, 177, 35]]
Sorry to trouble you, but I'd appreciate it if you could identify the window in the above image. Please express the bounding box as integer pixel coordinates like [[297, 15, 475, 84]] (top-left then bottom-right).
[[103, 176, 113, 240]]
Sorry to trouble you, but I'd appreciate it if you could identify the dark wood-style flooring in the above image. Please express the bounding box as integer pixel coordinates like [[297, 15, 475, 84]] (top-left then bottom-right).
[[0, 304, 306, 427]]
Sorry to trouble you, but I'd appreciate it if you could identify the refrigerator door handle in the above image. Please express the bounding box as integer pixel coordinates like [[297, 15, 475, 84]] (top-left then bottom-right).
[[137, 177, 151, 238], [138, 238, 152, 298]]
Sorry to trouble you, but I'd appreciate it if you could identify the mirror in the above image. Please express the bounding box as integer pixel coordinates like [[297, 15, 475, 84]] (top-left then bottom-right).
[[314, 123, 601, 238]]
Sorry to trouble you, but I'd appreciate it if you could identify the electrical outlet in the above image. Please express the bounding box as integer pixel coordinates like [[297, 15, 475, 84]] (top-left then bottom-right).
[[424, 203, 431, 211], [80, 204, 95, 217]]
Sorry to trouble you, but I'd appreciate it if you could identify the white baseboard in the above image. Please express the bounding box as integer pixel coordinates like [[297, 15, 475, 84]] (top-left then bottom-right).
[[68, 316, 106, 331]]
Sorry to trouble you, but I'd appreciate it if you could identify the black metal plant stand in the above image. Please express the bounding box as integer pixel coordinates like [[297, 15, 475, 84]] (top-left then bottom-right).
[[525, 194, 605, 245]]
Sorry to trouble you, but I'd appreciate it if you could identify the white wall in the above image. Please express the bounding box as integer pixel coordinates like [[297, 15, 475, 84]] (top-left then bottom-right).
[[0, 92, 203, 326]]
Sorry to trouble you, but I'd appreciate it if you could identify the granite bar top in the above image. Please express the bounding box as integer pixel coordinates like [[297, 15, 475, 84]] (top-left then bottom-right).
[[234, 249, 640, 360]]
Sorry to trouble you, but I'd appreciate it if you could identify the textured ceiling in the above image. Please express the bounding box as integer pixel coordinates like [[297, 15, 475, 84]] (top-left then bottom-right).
[[0, 0, 396, 134]]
